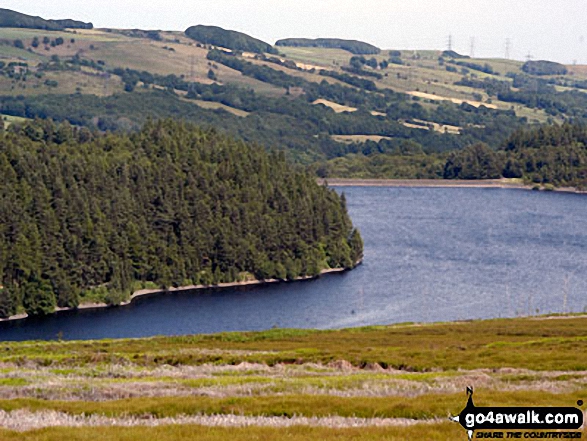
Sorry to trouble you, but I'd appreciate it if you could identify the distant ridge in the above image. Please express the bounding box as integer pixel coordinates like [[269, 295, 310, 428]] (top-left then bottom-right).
[[275, 38, 380, 55], [441, 50, 469, 59], [522, 60, 567, 76], [0, 8, 92, 30], [185, 25, 278, 54], [49, 19, 93, 30], [0, 8, 61, 30]]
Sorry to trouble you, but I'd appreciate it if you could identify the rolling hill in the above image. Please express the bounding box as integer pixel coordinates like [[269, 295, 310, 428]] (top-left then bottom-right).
[[0, 8, 91, 31], [185, 24, 277, 54], [0, 8, 62, 30], [0, 13, 586, 181]]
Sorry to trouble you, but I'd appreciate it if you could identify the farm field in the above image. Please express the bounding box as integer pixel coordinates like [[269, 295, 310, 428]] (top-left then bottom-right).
[[0, 25, 583, 127], [0, 19, 586, 182], [0, 315, 585, 439], [0, 27, 286, 97], [191, 99, 250, 117]]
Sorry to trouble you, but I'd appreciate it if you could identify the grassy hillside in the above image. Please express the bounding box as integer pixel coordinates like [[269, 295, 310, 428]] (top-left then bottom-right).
[[1, 25, 583, 120], [0, 315, 585, 439], [1, 23, 587, 179], [0, 25, 578, 123]]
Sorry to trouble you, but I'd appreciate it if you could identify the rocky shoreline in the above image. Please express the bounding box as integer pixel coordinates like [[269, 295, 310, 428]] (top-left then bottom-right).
[[1, 264, 359, 323], [319, 178, 586, 194]]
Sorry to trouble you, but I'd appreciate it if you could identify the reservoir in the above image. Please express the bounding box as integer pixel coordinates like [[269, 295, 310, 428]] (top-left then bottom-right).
[[1, 187, 586, 341]]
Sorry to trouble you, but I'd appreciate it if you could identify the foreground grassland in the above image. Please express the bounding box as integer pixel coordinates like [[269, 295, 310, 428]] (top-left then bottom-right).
[[0, 315, 586, 438], [0, 425, 467, 441]]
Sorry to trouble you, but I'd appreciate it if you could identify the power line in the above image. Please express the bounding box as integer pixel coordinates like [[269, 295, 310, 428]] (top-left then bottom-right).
[[470, 37, 475, 58], [447, 34, 453, 51]]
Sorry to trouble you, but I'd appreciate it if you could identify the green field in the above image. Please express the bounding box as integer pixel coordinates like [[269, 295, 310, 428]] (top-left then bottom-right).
[[0, 25, 583, 128], [0, 315, 585, 438]]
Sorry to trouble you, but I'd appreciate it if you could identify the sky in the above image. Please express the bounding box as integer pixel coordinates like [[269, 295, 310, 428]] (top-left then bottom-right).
[[3, 0, 587, 64]]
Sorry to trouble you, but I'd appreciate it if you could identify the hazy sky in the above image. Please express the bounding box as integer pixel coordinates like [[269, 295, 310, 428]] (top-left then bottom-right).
[[4, 0, 586, 64]]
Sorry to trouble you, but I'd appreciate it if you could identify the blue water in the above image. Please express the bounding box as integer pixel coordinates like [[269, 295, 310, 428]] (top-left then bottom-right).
[[1, 187, 586, 341]]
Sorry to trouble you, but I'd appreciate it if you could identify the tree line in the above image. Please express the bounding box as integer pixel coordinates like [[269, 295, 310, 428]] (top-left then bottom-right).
[[275, 38, 380, 55], [445, 123, 587, 187], [185, 25, 277, 55], [320, 123, 587, 188]]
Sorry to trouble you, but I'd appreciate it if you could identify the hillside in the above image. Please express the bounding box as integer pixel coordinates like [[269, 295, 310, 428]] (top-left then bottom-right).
[[0, 119, 362, 318], [275, 38, 380, 54], [0, 315, 586, 439], [0, 18, 586, 180], [185, 24, 277, 54]]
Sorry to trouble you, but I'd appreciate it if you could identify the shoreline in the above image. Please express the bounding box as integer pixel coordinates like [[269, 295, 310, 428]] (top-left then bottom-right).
[[319, 178, 587, 194], [1, 264, 358, 323]]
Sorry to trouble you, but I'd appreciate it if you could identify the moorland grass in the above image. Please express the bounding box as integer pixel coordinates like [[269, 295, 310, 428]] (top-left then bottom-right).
[[0, 316, 585, 438], [0, 389, 584, 420], [3, 316, 586, 371], [0, 424, 465, 441]]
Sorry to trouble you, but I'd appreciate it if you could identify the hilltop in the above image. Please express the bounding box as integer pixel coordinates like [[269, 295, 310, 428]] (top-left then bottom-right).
[[0, 8, 92, 31], [185, 24, 277, 54], [275, 37, 380, 54]]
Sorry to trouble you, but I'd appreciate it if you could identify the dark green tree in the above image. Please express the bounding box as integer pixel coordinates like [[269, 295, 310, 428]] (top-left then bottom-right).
[[22, 276, 56, 316]]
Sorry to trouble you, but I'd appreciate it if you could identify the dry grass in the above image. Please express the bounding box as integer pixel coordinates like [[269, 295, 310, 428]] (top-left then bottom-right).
[[312, 99, 357, 113], [1, 114, 30, 127], [246, 58, 347, 88], [331, 135, 392, 144], [0, 409, 442, 431], [0, 361, 584, 402], [406, 91, 497, 108], [3, 316, 587, 371], [277, 47, 352, 69], [0, 423, 466, 441], [0, 317, 586, 437], [0, 70, 123, 97], [401, 119, 462, 134], [191, 100, 250, 117]]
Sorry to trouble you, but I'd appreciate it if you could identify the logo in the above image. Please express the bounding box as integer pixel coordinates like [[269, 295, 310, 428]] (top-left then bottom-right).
[[450, 387, 584, 440]]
